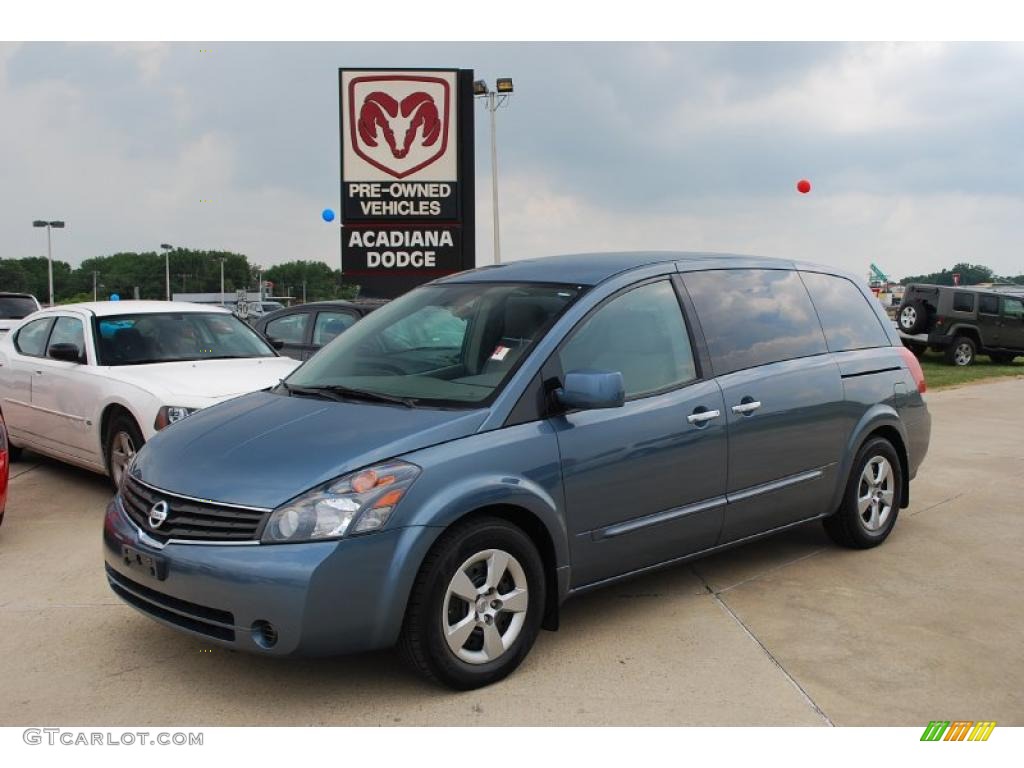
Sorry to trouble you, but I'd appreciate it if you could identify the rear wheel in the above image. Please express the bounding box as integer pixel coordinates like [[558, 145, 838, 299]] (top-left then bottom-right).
[[398, 516, 546, 690], [105, 412, 144, 489], [824, 437, 903, 549], [944, 335, 976, 366]]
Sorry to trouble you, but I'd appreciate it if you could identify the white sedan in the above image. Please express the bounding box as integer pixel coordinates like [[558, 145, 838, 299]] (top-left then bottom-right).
[[0, 301, 300, 486]]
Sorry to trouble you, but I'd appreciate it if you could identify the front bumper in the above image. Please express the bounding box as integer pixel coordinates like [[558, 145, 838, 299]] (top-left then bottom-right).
[[103, 496, 438, 656]]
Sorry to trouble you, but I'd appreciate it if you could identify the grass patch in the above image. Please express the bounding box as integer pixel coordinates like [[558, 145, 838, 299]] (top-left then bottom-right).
[[918, 350, 1024, 390]]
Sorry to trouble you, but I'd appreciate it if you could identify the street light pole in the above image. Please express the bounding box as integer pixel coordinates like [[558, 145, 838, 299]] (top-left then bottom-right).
[[160, 244, 173, 300], [474, 79, 513, 265], [32, 219, 65, 306], [218, 258, 226, 307]]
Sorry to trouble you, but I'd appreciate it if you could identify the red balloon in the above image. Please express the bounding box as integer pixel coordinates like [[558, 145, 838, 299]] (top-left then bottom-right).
[[797, 179, 811, 194]]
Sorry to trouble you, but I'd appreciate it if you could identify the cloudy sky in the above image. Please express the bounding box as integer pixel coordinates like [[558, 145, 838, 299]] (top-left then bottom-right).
[[2, 41, 1023, 279]]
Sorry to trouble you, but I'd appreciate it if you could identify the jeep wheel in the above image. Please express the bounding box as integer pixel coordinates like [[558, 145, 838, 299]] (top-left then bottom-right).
[[398, 516, 546, 690], [945, 336, 976, 366], [898, 301, 929, 334], [989, 352, 1016, 365], [824, 437, 902, 549]]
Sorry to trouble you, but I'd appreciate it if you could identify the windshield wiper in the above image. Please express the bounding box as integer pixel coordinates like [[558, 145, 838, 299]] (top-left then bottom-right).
[[277, 382, 415, 408]]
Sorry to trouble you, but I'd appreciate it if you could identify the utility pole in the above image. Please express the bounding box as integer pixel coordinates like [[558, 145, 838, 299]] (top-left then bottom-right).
[[92, 271, 99, 302], [302, 280, 307, 303]]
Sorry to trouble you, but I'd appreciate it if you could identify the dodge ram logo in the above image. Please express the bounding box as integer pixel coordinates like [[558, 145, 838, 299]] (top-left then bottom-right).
[[148, 500, 169, 530], [348, 75, 451, 179]]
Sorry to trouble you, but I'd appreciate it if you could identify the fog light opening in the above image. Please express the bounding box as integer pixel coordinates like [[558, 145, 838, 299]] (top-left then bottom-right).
[[251, 620, 278, 649]]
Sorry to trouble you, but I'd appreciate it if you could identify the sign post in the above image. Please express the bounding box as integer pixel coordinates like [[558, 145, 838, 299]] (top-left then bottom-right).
[[339, 68, 476, 298]]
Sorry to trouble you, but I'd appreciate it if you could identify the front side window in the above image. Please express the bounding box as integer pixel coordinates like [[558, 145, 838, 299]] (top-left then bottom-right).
[[559, 281, 697, 398], [313, 311, 356, 346], [288, 283, 581, 406], [96, 313, 276, 365], [800, 272, 889, 352], [14, 317, 53, 357], [266, 313, 309, 344], [48, 316, 87, 360], [683, 269, 827, 375], [952, 292, 975, 312], [1003, 297, 1024, 320]]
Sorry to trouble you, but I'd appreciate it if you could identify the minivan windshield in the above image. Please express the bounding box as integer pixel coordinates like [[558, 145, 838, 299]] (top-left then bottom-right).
[[96, 312, 277, 365], [285, 282, 582, 406]]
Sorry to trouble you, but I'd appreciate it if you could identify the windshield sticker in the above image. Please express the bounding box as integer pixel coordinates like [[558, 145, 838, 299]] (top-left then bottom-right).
[[490, 345, 511, 361]]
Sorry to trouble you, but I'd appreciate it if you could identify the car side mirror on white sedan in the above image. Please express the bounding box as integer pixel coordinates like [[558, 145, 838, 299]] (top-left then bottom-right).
[[48, 343, 85, 364]]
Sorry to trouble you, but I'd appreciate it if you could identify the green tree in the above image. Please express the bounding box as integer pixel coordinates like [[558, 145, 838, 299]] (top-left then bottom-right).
[[263, 260, 357, 302]]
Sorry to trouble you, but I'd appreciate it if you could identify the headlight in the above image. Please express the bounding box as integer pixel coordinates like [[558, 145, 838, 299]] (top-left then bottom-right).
[[262, 460, 421, 544], [154, 405, 198, 430]]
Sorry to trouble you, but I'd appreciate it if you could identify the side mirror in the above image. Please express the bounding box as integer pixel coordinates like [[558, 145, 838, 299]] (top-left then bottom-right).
[[556, 370, 625, 411], [267, 338, 285, 350], [48, 342, 84, 363]]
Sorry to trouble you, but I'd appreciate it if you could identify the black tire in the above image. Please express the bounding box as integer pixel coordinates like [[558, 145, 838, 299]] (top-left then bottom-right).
[[823, 437, 903, 549], [398, 516, 546, 690], [905, 341, 926, 359], [104, 411, 144, 490], [944, 335, 976, 366], [989, 352, 1016, 365], [7, 443, 23, 462], [898, 300, 930, 334]]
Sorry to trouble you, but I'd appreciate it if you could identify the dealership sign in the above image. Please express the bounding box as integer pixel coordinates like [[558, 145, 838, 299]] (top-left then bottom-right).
[[340, 69, 476, 298]]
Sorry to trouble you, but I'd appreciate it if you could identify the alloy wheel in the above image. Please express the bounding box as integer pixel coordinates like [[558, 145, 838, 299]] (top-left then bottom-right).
[[858, 456, 895, 532], [953, 342, 973, 366], [900, 306, 916, 330], [442, 548, 529, 664], [110, 431, 136, 487]]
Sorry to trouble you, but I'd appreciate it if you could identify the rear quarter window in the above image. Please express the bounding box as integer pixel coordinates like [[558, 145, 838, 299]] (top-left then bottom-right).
[[799, 272, 890, 352], [682, 268, 827, 375]]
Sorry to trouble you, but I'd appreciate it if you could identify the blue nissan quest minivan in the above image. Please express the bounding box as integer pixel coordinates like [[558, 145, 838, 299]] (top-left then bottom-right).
[[104, 252, 930, 689]]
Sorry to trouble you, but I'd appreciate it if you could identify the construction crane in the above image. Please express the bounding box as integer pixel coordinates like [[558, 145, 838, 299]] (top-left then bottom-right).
[[869, 263, 889, 285]]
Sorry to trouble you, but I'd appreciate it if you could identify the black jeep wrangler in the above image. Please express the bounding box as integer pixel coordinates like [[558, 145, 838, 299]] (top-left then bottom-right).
[[897, 284, 1024, 366]]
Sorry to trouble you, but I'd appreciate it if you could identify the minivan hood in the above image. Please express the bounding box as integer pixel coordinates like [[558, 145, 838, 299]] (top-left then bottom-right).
[[133, 390, 488, 508]]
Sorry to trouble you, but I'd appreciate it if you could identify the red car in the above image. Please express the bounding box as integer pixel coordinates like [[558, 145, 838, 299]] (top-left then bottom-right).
[[0, 409, 8, 527]]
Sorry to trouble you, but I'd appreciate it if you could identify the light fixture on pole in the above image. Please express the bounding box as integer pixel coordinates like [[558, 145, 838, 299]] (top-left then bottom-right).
[[160, 244, 173, 300], [474, 78, 514, 264], [32, 219, 65, 306]]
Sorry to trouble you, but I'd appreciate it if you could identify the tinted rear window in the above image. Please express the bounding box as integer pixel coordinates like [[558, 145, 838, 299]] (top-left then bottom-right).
[[979, 294, 999, 314], [683, 269, 826, 375], [800, 272, 890, 352], [0, 296, 38, 319], [952, 292, 975, 312]]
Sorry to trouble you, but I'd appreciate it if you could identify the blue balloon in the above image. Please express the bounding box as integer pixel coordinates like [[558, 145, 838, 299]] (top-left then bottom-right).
[[110, 293, 120, 301], [321, 208, 336, 222]]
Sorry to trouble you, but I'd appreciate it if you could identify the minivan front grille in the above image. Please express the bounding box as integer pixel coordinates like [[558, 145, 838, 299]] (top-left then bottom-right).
[[120, 476, 269, 543]]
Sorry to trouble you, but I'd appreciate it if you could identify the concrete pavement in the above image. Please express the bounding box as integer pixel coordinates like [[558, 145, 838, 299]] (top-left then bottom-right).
[[0, 377, 1021, 725]]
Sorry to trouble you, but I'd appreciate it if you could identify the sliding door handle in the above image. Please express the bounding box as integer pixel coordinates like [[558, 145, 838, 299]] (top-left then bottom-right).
[[732, 400, 762, 415]]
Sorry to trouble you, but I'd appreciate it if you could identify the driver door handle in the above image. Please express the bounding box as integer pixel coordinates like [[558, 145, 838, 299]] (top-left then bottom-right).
[[687, 409, 720, 425]]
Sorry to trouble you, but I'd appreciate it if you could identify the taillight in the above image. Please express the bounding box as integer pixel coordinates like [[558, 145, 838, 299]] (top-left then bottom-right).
[[898, 347, 927, 394]]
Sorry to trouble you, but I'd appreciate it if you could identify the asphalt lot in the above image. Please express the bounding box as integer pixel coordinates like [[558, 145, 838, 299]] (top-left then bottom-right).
[[1, 377, 1021, 726]]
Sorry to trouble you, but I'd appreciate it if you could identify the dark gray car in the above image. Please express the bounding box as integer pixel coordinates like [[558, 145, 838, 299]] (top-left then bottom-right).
[[104, 252, 930, 690]]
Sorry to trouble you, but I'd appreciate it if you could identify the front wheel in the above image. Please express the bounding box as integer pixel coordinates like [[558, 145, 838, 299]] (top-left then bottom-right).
[[105, 412, 144, 489], [824, 437, 903, 549], [398, 517, 546, 690]]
